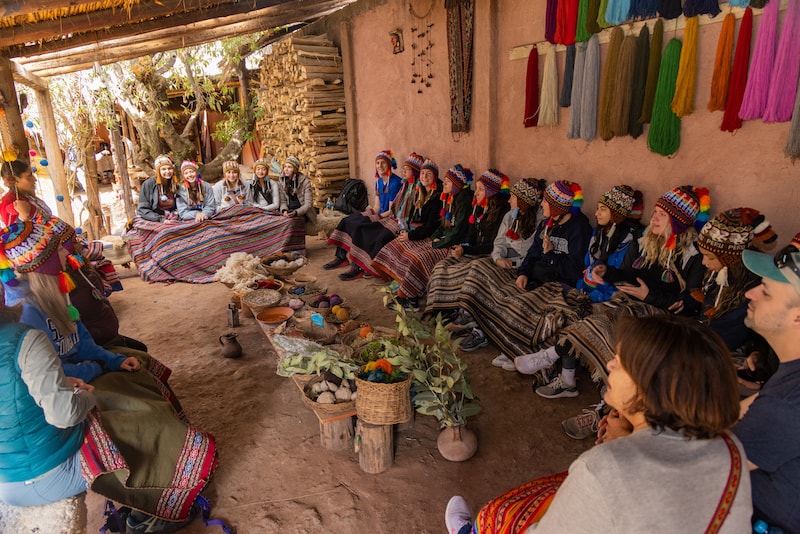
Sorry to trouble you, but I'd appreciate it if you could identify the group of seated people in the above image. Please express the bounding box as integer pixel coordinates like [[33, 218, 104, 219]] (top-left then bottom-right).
[[323, 150, 798, 533], [1, 159, 218, 532], [137, 154, 314, 223]]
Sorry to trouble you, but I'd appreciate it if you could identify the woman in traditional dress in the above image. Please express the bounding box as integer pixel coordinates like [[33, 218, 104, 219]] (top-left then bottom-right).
[[331, 150, 405, 280], [247, 158, 280, 214], [213, 160, 248, 211], [176, 160, 216, 222], [326, 151, 421, 277], [138, 154, 181, 222], [278, 155, 316, 225], [423, 169, 511, 314], [445, 314, 752, 533], [0, 158, 52, 226], [0, 221, 217, 532], [457, 180, 592, 353], [372, 164, 474, 312]]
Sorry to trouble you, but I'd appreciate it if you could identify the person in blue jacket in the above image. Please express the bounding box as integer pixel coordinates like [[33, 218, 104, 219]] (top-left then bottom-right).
[[1, 221, 139, 383]]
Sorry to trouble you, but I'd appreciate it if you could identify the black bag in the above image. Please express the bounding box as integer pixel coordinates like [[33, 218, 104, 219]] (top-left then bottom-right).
[[333, 178, 369, 214]]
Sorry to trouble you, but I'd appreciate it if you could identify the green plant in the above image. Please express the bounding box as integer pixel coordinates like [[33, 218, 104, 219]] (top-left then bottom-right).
[[383, 292, 481, 428]]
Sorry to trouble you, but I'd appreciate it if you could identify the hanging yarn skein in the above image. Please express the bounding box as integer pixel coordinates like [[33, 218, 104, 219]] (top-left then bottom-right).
[[539, 45, 560, 126], [586, 0, 602, 33], [598, 27, 625, 141], [581, 34, 601, 141], [640, 18, 664, 124], [785, 72, 800, 160], [568, 42, 588, 138], [739, 0, 781, 120], [708, 13, 736, 112], [648, 38, 683, 157], [659, 0, 683, 19], [554, 0, 579, 44], [604, 0, 631, 25], [524, 46, 540, 127], [671, 16, 699, 117], [546, 0, 559, 43], [722, 7, 754, 132], [575, 0, 591, 42], [610, 34, 638, 137], [560, 45, 577, 107], [763, 0, 800, 123], [597, 0, 613, 28], [629, 25, 651, 138], [631, 0, 658, 18], [683, 0, 720, 17]]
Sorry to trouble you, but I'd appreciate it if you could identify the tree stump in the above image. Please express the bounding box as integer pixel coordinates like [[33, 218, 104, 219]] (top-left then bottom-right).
[[319, 416, 354, 450], [355, 418, 393, 473]]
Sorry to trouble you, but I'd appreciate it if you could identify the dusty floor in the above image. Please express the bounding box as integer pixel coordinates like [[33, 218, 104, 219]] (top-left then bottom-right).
[[87, 236, 598, 533]]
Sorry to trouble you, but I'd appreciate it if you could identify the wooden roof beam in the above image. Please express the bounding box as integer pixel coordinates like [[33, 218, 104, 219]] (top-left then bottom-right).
[[0, 1, 112, 19], [9, 60, 48, 91]]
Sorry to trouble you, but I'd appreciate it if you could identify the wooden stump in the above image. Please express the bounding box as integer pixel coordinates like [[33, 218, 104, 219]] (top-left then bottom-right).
[[355, 418, 393, 473], [319, 416, 354, 450]]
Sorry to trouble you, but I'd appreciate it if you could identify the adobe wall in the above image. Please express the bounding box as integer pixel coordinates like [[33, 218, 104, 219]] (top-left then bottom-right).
[[316, 0, 799, 240]]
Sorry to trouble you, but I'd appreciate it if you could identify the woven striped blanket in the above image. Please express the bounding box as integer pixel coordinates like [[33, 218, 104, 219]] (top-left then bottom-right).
[[128, 206, 306, 283]]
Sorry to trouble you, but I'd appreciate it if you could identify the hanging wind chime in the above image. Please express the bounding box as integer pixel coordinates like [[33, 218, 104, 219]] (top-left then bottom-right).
[[409, 0, 434, 93]]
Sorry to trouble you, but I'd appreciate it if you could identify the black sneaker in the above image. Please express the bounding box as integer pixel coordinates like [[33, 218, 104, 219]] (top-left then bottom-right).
[[389, 297, 420, 313], [125, 507, 197, 534], [338, 266, 364, 280], [323, 257, 348, 270], [460, 331, 489, 352]]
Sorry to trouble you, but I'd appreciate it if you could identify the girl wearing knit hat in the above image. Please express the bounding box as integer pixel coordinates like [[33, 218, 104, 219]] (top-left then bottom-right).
[[425, 169, 511, 315], [695, 207, 777, 350], [176, 160, 216, 222], [246, 158, 280, 214], [460, 179, 592, 352], [372, 149, 403, 218], [327, 152, 436, 279], [372, 164, 474, 311], [0, 159, 53, 227], [137, 154, 180, 222], [278, 155, 316, 225], [213, 160, 248, 212]]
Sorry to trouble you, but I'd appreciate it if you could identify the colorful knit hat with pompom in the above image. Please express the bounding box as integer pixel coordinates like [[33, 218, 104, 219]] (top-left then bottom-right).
[[153, 154, 174, 185], [511, 178, 545, 208], [599, 185, 637, 224], [404, 152, 424, 181], [543, 180, 583, 216], [479, 169, 511, 198], [180, 160, 201, 183], [655, 185, 710, 248], [375, 150, 397, 170], [698, 208, 777, 266], [440, 164, 473, 222], [421, 158, 439, 179], [47, 217, 85, 271]]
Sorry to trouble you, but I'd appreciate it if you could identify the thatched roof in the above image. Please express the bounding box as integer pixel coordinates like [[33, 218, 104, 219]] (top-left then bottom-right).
[[1, 0, 355, 78]]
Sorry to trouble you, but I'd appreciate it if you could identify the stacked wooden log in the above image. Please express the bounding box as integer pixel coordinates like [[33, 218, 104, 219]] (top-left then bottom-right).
[[257, 34, 349, 208]]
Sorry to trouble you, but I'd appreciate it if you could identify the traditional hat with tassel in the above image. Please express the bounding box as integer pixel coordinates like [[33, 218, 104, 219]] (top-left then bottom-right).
[[543, 180, 584, 216], [153, 154, 175, 185], [698, 208, 777, 266], [440, 164, 473, 223]]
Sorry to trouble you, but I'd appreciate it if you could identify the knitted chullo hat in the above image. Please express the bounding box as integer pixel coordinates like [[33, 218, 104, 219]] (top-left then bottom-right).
[[599, 185, 637, 224], [543, 180, 583, 216], [180, 160, 198, 174], [421, 158, 439, 179], [698, 208, 778, 267], [404, 152, 425, 172], [479, 169, 511, 198], [253, 158, 269, 172], [655, 185, 711, 239], [375, 150, 397, 170], [511, 178, 545, 208], [629, 190, 645, 220], [284, 156, 301, 171], [444, 164, 473, 190], [47, 217, 85, 270], [222, 160, 239, 173], [153, 154, 174, 185]]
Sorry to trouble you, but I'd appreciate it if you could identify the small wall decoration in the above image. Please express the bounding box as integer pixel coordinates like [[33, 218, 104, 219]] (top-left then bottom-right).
[[390, 29, 404, 54]]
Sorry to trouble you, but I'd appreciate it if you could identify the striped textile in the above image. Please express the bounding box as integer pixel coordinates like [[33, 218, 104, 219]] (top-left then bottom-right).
[[327, 214, 398, 276], [371, 237, 450, 298], [459, 258, 592, 357], [128, 205, 305, 283], [425, 255, 488, 313], [473, 471, 568, 533], [560, 296, 664, 383]]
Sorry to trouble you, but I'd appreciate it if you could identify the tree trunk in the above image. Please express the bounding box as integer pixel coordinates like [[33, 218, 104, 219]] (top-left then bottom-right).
[[81, 146, 107, 239], [109, 121, 135, 220]]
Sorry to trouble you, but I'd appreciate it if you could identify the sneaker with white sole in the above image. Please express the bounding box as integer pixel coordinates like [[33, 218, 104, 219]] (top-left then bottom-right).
[[445, 496, 473, 534], [491, 353, 517, 371], [460, 331, 489, 352], [447, 310, 477, 331], [535, 374, 579, 399], [561, 408, 600, 440], [515, 346, 560, 375]]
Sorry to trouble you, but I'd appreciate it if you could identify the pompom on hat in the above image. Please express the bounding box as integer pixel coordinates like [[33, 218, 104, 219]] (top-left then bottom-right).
[[222, 160, 239, 173], [479, 169, 511, 198], [698, 208, 777, 267], [375, 150, 397, 170], [421, 158, 439, 179], [284, 156, 301, 171], [510, 178, 546, 208], [543, 180, 583, 216], [599, 185, 637, 223], [655, 185, 711, 238]]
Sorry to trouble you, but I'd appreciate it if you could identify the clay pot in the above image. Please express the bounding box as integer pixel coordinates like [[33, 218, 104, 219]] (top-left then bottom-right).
[[219, 333, 243, 359], [436, 424, 478, 462]]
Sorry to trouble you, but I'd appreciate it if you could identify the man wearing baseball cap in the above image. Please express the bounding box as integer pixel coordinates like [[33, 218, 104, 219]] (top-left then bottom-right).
[[734, 234, 800, 532]]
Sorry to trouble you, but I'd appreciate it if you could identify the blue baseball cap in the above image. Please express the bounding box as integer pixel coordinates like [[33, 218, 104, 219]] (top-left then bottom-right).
[[743, 248, 800, 295]]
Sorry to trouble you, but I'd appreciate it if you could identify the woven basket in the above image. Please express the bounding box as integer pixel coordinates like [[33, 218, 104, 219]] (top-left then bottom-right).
[[354, 370, 412, 425], [242, 289, 282, 316], [324, 306, 360, 324], [294, 312, 339, 344], [301, 375, 357, 416], [261, 254, 309, 277]]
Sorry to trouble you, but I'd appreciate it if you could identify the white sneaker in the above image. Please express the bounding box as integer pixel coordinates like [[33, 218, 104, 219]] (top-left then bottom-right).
[[445, 496, 473, 534], [491, 353, 516, 372], [515, 346, 560, 375]]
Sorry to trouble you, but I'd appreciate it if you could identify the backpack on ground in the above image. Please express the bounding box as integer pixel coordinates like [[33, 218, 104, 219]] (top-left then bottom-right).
[[333, 178, 368, 214]]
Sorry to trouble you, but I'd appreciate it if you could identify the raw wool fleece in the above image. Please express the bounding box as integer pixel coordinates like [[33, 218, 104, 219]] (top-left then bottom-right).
[[0, 493, 87, 534]]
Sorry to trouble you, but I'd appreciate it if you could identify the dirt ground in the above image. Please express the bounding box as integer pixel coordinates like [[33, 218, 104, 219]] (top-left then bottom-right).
[[86, 236, 599, 533]]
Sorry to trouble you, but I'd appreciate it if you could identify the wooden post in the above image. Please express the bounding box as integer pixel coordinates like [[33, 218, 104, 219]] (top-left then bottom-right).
[[109, 119, 135, 220], [33, 86, 75, 225], [81, 145, 106, 239], [0, 56, 28, 162], [319, 416, 354, 451], [355, 419, 393, 474]]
